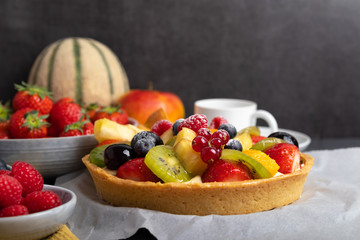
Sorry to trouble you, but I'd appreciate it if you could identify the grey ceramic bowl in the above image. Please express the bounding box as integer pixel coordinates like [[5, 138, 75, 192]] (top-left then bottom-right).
[[0, 184, 77, 240], [0, 135, 98, 178]]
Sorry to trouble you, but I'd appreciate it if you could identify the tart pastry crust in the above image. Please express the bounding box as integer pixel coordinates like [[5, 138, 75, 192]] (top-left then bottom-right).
[[82, 153, 313, 215]]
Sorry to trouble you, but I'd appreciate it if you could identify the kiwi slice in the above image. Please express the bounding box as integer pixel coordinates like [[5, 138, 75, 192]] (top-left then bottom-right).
[[251, 137, 286, 151], [144, 145, 192, 183], [89, 144, 111, 168], [238, 126, 261, 136], [221, 149, 272, 179]]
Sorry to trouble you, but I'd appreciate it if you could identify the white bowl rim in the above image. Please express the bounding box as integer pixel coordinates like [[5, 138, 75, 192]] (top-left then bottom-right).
[[0, 134, 96, 143], [0, 184, 77, 222]]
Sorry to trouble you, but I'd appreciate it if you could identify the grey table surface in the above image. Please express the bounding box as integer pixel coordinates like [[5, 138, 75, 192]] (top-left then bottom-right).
[[306, 138, 360, 151]]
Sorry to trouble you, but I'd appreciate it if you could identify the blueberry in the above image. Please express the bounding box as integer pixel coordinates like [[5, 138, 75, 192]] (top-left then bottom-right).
[[131, 131, 163, 149], [152, 133, 164, 146], [218, 123, 237, 139], [172, 119, 184, 135], [268, 131, 299, 148], [133, 139, 156, 157], [0, 159, 10, 170], [224, 139, 243, 151], [130, 131, 163, 157], [104, 144, 137, 170]]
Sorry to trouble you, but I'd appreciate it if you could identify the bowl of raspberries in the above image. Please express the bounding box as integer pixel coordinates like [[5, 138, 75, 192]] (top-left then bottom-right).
[[0, 160, 76, 240], [0, 82, 133, 177]]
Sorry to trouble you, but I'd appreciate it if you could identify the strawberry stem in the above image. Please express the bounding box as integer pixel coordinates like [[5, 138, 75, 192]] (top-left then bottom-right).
[[15, 81, 52, 100], [22, 110, 49, 130], [0, 101, 12, 122], [64, 118, 89, 133]]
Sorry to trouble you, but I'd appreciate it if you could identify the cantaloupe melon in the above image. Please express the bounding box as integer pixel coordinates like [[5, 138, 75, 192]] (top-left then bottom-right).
[[28, 37, 130, 106]]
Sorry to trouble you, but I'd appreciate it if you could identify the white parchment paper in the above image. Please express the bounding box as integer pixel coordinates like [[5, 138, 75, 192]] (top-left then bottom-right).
[[56, 147, 360, 240]]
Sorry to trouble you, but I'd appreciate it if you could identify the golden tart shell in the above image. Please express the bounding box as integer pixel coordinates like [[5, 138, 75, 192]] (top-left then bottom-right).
[[82, 153, 314, 215]]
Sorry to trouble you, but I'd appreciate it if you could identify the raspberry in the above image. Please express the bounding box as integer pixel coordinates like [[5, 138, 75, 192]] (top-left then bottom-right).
[[0, 204, 29, 217], [178, 114, 208, 133], [151, 120, 173, 136], [24, 191, 62, 213], [11, 161, 44, 197], [209, 116, 228, 129], [0, 175, 23, 208]]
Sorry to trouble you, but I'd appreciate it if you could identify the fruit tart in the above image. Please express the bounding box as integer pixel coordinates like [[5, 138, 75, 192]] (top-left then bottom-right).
[[82, 116, 314, 215]]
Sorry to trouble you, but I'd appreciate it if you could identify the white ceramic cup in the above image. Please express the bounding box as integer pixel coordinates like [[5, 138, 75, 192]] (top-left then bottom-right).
[[194, 98, 278, 132]]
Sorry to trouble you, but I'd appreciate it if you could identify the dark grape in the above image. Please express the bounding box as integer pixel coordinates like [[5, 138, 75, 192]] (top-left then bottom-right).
[[104, 144, 137, 170], [268, 131, 299, 148]]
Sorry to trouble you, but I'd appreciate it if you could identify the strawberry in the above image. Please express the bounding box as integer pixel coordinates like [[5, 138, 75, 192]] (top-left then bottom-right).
[[0, 204, 29, 217], [202, 159, 252, 183], [251, 135, 266, 145], [151, 120, 173, 136], [0, 170, 11, 175], [116, 158, 161, 182], [264, 143, 300, 174], [9, 108, 49, 139], [11, 161, 44, 197], [0, 127, 10, 139], [85, 103, 101, 122], [50, 100, 83, 136], [59, 118, 94, 137], [92, 105, 129, 125], [0, 175, 23, 208], [54, 97, 75, 105], [12, 82, 53, 115], [209, 116, 228, 129], [24, 190, 62, 213]]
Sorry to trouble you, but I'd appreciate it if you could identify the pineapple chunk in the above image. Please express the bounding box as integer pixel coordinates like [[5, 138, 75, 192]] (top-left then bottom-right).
[[94, 118, 142, 143]]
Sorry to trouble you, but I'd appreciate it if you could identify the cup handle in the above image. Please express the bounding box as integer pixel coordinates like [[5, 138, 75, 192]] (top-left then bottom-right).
[[251, 110, 278, 133]]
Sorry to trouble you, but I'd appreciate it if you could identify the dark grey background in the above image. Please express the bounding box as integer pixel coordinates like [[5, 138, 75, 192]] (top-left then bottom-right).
[[1, 0, 360, 139]]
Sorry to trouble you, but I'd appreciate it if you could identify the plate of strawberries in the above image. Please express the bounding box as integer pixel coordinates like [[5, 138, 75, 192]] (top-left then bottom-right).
[[0, 160, 76, 240], [0, 82, 133, 178]]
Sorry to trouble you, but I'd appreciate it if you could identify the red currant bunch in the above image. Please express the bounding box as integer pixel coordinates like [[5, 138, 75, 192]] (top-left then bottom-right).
[[191, 128, 231, 164]]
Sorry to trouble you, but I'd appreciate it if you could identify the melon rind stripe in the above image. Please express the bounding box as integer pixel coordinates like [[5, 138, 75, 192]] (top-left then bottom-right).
[[46, 39, 63, 92], [88, 39, 114, 95], [73, 38, 83, 104]]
